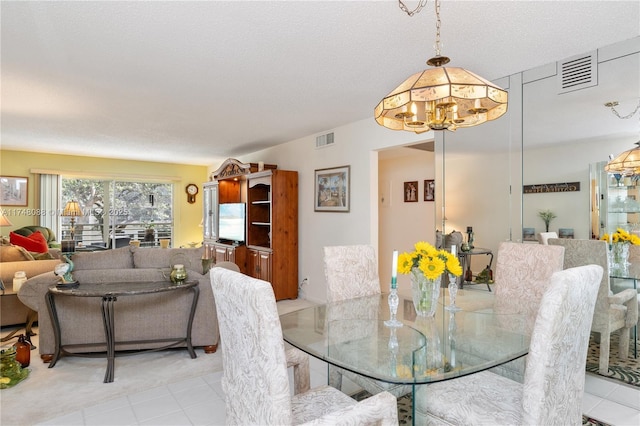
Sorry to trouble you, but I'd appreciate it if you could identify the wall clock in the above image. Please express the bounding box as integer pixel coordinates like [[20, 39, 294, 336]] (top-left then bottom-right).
[[185, 183, 199, 204]]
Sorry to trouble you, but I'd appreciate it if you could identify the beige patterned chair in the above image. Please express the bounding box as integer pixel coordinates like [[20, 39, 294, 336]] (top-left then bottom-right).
[[210, 268, 398, 425], [549, 238, 638, 374], [323, 245, 412, 398], [458, 241, 565, 383], [415, 264, 602, 426]]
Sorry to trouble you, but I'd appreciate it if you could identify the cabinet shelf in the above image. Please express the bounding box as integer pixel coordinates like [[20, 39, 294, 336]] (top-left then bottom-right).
[[252, 200, 271, 205], [251, 222, 271, 226]]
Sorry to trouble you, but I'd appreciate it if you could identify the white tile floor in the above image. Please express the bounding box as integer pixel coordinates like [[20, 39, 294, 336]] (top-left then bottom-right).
[[34, 357, 640, 426], [30, 298, 640, 425]]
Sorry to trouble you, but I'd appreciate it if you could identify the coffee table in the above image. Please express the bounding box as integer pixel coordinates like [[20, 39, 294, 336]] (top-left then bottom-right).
[[46, 280, 199, 383]]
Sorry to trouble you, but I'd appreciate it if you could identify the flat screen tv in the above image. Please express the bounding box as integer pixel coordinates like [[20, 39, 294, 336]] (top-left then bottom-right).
[[218, 203, 246, 243]]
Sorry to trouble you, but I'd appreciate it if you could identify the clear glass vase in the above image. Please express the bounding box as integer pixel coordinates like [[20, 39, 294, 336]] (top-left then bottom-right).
[[410, 267, 441, 317], [610, 242, 630, 268]]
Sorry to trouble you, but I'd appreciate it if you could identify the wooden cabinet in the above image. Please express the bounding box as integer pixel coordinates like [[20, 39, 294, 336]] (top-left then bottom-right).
[[247, 169, 298, 300], [247, 248, 271, 282], [203, 159, 298, 300]]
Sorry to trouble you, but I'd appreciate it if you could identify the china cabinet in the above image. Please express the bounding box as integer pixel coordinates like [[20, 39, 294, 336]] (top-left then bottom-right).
[[591, 160, 640, 238]]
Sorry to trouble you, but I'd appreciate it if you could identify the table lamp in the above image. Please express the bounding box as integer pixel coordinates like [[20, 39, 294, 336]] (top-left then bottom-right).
[[62, 200, 83, 246], [0, 211, 13, 239]]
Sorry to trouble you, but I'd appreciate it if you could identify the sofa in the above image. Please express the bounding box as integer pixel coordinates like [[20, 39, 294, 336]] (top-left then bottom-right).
[[18, 246, 219, 361], [1, 238, 62, 328]]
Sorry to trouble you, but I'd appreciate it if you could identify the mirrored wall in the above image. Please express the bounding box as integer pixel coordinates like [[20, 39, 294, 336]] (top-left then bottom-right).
[[435, 36, 639, 256]]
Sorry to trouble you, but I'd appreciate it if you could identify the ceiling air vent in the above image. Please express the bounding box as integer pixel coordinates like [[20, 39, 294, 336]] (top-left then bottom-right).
[[558, 51, 597, 94], [315, 132, 335, 149]]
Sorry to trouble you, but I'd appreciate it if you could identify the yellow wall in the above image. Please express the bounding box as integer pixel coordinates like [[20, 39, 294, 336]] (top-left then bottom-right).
[[0, 150, 207, 248]]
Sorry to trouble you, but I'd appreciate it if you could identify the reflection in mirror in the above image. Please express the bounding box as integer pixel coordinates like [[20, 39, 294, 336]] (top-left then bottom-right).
[[523, 37, 639, 242]]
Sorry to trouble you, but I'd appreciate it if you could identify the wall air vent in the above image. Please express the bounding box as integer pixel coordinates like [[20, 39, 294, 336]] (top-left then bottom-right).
[[315, 132, 335, 149], [558, 51, 597, 94]]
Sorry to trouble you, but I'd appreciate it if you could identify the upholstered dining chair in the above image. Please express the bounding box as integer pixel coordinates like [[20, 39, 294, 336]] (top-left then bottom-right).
[[210, 268, 399, 425], [323, 245, 412, 398], [415, 264, 602, 426], [549, 238, 638, 374], [460, 241, 565, 383]]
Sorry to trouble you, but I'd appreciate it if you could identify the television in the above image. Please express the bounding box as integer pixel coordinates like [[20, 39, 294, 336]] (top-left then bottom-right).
[[218, 203, 246, 243]]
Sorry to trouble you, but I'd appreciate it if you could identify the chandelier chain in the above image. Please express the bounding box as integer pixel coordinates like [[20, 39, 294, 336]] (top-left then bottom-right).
[[434, 0, 441, 56], [398, 0, 429, 17], [609, 99, 640, 120]]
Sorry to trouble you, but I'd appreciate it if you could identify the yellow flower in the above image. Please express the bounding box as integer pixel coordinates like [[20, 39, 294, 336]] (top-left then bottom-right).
[[397, 241, 462, 278], [601, 228, 640, 245]]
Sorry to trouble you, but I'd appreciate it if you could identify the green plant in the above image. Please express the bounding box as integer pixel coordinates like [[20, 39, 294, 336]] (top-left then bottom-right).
[[537, 209, 557, 232]]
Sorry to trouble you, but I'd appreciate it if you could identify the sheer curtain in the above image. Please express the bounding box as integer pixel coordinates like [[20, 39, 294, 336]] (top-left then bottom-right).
[[37, 173, 61, 238]]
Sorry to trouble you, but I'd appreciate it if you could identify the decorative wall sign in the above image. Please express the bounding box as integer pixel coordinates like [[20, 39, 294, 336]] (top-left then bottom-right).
[[523, 181, 580, 194]]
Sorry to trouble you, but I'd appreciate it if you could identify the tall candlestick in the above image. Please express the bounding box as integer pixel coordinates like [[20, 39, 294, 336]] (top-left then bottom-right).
[[391, 250, 398, 289], [451, 244, 457, 257]]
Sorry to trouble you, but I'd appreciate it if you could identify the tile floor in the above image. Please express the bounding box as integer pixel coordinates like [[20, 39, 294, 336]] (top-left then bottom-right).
[[30, 298, 640, 425]]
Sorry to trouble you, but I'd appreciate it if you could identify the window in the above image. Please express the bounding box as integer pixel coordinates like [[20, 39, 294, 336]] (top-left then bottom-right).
[[61, 178, 173, 248]]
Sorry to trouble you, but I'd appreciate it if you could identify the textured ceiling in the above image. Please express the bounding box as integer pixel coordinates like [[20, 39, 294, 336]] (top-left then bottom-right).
[[1, 1, 639, 165]]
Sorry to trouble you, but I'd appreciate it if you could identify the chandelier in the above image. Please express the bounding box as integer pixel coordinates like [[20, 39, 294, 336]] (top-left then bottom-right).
[[604, 99, 640, 175], [374, 0, 508, 133]]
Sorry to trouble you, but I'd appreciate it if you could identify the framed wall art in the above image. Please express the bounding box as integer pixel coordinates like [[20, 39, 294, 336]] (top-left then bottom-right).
[[314, 165, 350, 212], [404, 181, 418, 202], [424, 179, 435, 201], [0, 176, 28, 206]]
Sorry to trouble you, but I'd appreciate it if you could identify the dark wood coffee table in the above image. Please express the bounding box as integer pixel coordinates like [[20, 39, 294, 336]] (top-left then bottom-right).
[[46, 280, 199, 383]]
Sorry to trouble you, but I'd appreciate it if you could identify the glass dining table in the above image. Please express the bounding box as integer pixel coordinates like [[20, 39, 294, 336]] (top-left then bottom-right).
[[280, 291, 529, 424]]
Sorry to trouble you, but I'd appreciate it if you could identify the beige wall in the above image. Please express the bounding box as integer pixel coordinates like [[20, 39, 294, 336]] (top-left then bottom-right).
[[0, 150, 207, 248]]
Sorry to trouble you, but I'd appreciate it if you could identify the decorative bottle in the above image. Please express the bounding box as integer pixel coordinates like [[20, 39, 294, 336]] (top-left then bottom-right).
[[15, 334, 30, 368]]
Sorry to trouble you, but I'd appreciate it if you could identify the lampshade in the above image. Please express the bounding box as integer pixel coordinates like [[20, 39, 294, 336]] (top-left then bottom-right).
[[62, 200, 83, 217], [0, 211, 13, 226], [374, 62, 509, 132], [605, 142, 640, 176], [374, 0, 508, 132]]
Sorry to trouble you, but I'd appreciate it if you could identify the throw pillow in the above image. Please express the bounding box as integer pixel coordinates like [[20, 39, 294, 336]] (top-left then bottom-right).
[[0, 245, 35, 262], [10, 231, 49, 253]]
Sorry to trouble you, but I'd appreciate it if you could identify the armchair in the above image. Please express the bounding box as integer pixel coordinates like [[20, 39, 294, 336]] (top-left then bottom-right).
[[210, 268, 398, 425], [416, 265, 602, 426], [549, 238, 638, 374]]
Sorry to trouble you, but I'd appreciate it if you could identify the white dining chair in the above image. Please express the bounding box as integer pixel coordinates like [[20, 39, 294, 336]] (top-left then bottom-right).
[[210, 267, 398, 425], [549, 238, 638, 374], [323, 245, 412, 398], [538, 231, 558, 244], [415, 264, 602, 426]]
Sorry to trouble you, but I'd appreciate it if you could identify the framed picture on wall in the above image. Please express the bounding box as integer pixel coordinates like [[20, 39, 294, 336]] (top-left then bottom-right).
[[0, 176, 28, 206], [558, 228, 574, 239], [523, 227, 536, 241], [424, 179, 435, 201], [404, 181, 418, 202], [314, 165, 350, 212]]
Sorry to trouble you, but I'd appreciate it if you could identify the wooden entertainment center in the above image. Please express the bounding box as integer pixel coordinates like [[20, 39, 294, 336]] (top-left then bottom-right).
[[202, 158, 298, 300]]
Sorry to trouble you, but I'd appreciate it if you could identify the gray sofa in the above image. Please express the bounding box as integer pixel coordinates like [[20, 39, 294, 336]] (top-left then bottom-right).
[[18, 246, 219, 361]]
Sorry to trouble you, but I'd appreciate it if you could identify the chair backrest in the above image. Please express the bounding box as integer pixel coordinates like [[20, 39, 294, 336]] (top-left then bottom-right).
[[522, 264, 602, 425], [211, 268, 292, 425], [538, 231, 558, 245], [494, 241, 565, 333], [323, 245, 380, 303], [213, 261, 240, 272], [548, 238, 610, 329]]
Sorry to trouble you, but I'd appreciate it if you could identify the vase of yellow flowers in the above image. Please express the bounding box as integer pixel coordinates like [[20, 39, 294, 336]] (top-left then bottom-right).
[[398, 242, 462, 317], [601, 228, 640, 268]]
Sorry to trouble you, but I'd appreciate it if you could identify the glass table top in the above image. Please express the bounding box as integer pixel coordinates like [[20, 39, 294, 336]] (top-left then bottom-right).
[[280, 292, 529, 385]]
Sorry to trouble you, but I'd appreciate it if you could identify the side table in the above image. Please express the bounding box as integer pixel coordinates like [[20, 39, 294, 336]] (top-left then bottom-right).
[[457, 248, 494, 291], [46, 280, 199, 383]]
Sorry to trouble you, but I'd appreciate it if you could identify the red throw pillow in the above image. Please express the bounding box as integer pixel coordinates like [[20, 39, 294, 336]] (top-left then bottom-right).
[[10, 231, 49, 253]]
